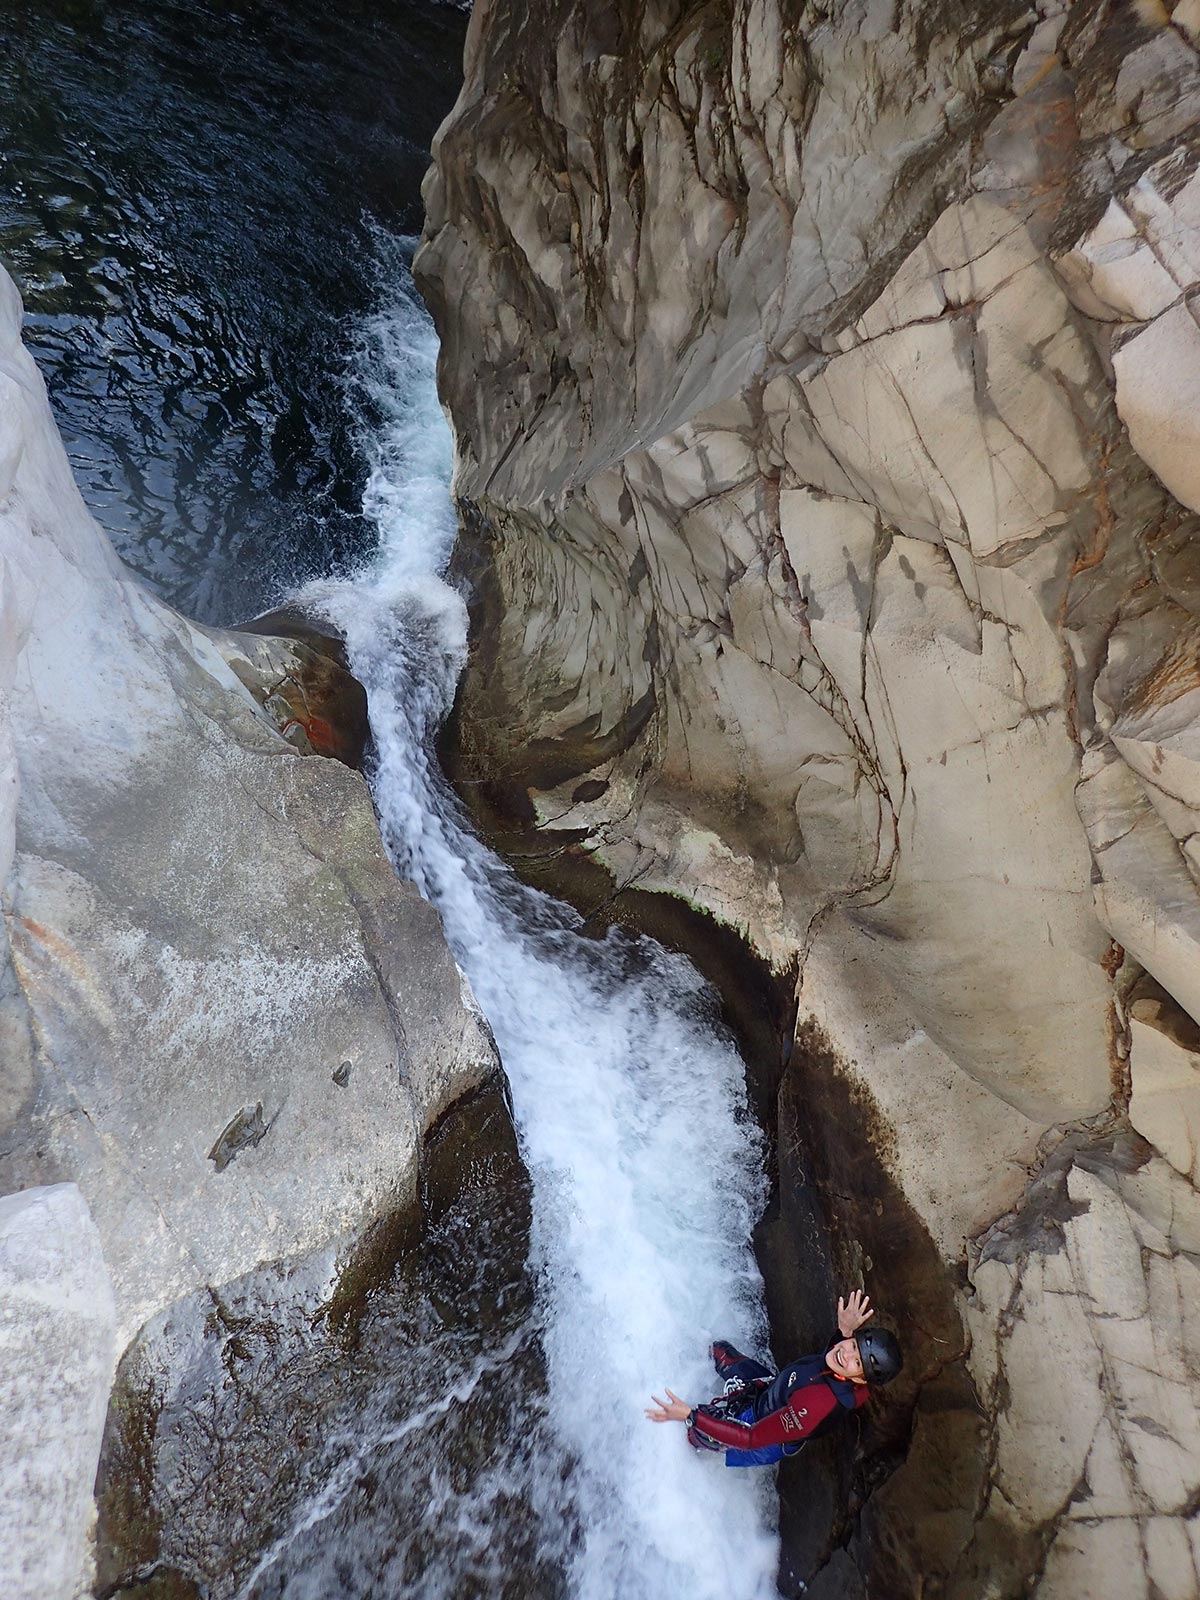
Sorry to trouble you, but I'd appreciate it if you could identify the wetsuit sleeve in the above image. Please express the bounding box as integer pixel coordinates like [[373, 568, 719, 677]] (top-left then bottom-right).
[[688, 1382, 840, 1453]]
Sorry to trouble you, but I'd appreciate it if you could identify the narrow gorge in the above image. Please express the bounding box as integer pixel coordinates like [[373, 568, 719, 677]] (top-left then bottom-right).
[[2, 2, 1199, 1598]]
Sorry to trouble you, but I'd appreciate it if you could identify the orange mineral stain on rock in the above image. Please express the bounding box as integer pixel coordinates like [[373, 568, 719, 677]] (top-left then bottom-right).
[[9, 913, 118, 1032], [13, 915, 91, 982], [1128, 624, 1200, 715], [231, 614, 368, 769]]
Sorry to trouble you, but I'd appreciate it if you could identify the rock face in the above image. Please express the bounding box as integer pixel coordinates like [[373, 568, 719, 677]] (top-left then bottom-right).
[[229, 606, 372, 768], [0, 1184, 116, 1600], [0, 259, 497, 1345], [418, 1, 1200, 1592], [92, 1081, 534, 1600]]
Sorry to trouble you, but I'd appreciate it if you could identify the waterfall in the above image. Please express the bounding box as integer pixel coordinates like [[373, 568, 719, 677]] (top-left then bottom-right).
[[307, 245, 780, 1600]]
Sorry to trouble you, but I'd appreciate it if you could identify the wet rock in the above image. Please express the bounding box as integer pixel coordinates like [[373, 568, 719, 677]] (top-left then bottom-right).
[[773, 1024, 985, 1596], [94, 1080, 540, 1600], [220, 605, 370, 769]]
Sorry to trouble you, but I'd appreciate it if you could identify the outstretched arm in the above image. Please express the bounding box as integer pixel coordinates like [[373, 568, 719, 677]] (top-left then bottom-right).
[[687, 1383, 840, 1452], [645, 1389, 691, 1423], [645, 1384, 841, 1450], [837, 1289, 873, 1337]]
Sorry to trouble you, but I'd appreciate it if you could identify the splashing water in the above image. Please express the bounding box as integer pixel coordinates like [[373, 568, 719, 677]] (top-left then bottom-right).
[[306, 245, 781, 1599]]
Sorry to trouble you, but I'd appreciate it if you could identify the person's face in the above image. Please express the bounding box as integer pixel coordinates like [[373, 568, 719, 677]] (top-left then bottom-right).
[[828, 1337, 866, 1382]]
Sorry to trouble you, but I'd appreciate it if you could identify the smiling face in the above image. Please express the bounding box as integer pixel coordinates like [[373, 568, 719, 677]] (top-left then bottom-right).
[[827, 1337, 866, 1383]]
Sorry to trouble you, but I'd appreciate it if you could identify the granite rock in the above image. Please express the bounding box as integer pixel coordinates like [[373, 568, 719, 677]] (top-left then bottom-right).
[[0, 1184, 116, 1600], [419, 0, 1200, 1590], [0, 262, 497, 1352]]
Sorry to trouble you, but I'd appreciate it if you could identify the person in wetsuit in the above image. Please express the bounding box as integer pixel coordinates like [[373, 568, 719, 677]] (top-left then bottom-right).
[[644, 1289, 902, 1467]]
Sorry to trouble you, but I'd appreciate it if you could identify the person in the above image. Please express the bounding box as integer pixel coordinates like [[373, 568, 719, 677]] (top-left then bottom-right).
[[644, 1289, 902, 1467]]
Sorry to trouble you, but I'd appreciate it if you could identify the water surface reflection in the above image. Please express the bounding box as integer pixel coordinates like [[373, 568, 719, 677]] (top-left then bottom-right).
[[0, 0, 467, 620]]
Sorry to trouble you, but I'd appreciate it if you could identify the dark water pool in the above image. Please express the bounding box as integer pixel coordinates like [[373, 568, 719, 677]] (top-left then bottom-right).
[[0, 0, 468, 622]]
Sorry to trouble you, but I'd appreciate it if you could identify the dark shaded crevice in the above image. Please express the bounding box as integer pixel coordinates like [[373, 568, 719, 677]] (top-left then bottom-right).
[[786, 1025, 986, 1600], [232, 607, 371, 770], [323, 1069, 520, 1340], [438, 611, 984, 1595]]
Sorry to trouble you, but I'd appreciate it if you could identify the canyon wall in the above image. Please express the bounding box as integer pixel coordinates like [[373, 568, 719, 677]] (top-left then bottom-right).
[[0, 262, 496, 1598], [417, 1, 1200, 1593]]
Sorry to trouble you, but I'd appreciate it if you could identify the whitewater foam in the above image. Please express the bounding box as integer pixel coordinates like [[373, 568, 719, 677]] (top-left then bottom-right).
[[304, 247, 780, 1599]]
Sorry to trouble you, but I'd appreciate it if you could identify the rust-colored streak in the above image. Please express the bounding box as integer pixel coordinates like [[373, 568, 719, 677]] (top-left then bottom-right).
[[1126, 625, 1200, 716], [1071, 460, 1114, 586], [8, 914, 113, 1029], [14, 915, 91, 984], [302, 715, 336, 756], [279, 706, 354, 763], [269, 657, 367, 768]]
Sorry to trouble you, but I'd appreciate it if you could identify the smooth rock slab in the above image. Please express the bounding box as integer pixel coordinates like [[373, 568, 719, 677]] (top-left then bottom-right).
[[0, 1183, 116, 1600], [1114, 300, 1200, 516], [1129, 987, 1200, 1186]]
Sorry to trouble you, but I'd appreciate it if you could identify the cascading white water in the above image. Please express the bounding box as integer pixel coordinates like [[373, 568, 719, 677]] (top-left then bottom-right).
[[310, 247, 781, 1600]]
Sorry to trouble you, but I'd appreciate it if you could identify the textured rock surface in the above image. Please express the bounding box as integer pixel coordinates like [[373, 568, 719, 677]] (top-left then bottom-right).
[[0, 1184, 116, 1600], [0, 261, 497, 1353], [92, 1081, 532, 1600], [419, 0, 1200, 1591], [226, 606, 371, 768]]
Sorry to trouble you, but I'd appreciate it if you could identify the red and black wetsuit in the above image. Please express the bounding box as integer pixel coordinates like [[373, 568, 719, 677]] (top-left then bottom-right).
[[687, 1332, 868, 1468]]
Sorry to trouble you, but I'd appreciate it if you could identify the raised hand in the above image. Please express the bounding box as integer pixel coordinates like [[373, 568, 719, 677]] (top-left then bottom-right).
[[837, 1288, 873, 1336], [645, 1388, 692, 1423]]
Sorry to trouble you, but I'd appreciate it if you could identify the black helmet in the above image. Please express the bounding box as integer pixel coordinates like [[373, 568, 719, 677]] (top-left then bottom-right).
[[854, 1327, 903, 1385]]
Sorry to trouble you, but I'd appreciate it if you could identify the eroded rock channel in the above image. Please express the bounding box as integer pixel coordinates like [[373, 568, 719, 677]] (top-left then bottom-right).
[[4, 1, 1200, 1598], [441, 704, 984, 1597]]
